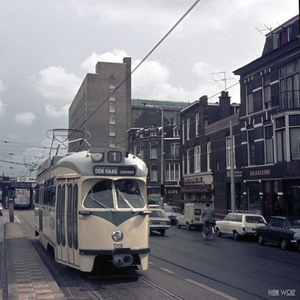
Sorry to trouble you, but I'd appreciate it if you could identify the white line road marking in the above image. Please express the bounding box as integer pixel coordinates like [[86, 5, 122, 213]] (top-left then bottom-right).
[[185, 279, 238, 300], [161, 267, 175, 274]]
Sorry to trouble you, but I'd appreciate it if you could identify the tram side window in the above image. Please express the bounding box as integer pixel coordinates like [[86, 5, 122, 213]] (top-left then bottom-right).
[[35, 184, 40, 204], [84, 179, 114, 208], [50, 178, 56, 206]]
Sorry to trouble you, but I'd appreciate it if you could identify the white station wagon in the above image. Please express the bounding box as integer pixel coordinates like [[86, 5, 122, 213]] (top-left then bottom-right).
[[215, 212, 266, 240]]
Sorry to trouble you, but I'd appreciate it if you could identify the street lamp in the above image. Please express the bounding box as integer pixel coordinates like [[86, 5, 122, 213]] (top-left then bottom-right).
[[146, 105, 164, 208]]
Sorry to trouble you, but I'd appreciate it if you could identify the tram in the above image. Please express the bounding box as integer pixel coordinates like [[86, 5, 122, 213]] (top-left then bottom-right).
[[34, 147, 150, 274]]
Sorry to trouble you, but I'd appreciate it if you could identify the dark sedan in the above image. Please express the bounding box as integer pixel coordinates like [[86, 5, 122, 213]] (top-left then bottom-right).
[[256, 216, 300, 250]]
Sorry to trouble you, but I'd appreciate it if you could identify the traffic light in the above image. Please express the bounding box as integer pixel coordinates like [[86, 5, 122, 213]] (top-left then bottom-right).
[[160, 184, 165, 196]]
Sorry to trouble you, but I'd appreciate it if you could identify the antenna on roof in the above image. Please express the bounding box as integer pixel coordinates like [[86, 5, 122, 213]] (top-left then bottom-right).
[[211, 71, 234, 91], [255, 24, 272, 35]]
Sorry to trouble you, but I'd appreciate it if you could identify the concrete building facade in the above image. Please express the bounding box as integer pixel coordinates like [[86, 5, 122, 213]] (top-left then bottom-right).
[[69, 57, 132, 151]]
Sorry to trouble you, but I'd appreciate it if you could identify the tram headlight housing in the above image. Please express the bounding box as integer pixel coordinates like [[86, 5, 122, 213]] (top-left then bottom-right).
[[112, 230, 123, 242], [90, 152, 104, 162]]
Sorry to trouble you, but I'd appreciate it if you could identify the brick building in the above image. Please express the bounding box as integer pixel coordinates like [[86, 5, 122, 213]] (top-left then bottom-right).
[[234, 15, 300, 219], [69, 58, 132, 151]]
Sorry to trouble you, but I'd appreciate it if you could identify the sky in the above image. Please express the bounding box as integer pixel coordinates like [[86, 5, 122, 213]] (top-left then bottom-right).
[[0, 0, 298, 177]]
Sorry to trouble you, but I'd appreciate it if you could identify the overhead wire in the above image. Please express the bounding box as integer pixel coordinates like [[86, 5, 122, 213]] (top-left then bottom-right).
[[76, 0, 202, 129]]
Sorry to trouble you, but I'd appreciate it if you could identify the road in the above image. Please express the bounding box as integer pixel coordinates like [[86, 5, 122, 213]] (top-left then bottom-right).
[[6, 210, 300, 300]]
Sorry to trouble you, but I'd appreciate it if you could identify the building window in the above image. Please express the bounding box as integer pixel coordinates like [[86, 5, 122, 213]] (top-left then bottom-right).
[[139, 146, 143, 160], [165, 163, 180, 181], [265, 126, 274, 163], [194, 146, 201, 173], [226, 135, 236, 169], [171, 143, 180, 159], [109, 113, 115, 124], [109, 125, 115, 136], [207, 141, 211, 171], [195, 113, 199, 136], [263, 74, 271, 108], [187, 149, 191, 174], [150, 145, 157, 159], [187, 117, 190, 141], [246, 82, 254, 114], [275, 117, 286, 162], [280, 60, 300, 110], [182, 122, 185, 144], [248, 130, 255, 165], [150, 165, 158, 182], [289, 115, 300, 161], [182, 153, 185, 175], [109, 101, 115, 113], [109, 137, 115, 148], [173, 127, 180, 137]]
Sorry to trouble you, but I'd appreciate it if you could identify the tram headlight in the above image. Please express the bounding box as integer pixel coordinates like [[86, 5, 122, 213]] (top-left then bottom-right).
[[90, 152, 104, 162], [112, 230, 123, 242]]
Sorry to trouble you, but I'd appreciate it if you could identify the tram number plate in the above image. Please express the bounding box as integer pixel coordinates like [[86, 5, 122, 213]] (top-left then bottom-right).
[[114, 243, 123, 249]]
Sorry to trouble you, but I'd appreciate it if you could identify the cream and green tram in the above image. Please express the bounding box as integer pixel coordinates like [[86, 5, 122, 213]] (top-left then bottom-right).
[[35, 148, 150, 274]]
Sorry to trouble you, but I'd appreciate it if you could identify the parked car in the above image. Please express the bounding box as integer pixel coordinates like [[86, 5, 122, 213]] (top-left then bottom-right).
[[215, 212, 266, 240], [167, 205, 181, 213], [163, 205, 181, 224], [256, 216, 300, 250], [149, 208, 171, 236], [0, 203, 2, 216]]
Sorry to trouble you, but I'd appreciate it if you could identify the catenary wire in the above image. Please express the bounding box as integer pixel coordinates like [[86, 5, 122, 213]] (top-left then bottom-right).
[[75, 0, 202, 130]]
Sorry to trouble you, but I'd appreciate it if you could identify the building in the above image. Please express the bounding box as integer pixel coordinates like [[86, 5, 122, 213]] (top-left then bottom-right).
[[234, 15, 300, 219], [68, 58, 132, 151], [127, 101, 189, 208], [180, 92, 240, 215]]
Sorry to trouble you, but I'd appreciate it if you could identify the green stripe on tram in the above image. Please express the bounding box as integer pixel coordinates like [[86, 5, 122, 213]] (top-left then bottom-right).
[[79, 211, 141, 226]]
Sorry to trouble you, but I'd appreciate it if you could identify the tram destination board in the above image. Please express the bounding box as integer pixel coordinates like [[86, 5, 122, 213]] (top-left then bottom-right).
[[94, 165, 136, 176]]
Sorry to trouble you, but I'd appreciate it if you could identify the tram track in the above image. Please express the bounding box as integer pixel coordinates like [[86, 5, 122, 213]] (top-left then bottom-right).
[[15, 211, 183, 300], [148, 253, 268, 300]]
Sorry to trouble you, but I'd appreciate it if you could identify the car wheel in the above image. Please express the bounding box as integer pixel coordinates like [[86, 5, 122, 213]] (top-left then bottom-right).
[[280, 238, 287, 250], [257, 234, 264, 246], [186, 223, 191, 231], [176, 223, 181, 229], [233, 231, 239, 241], [160, 230, 165, 236], [216, 228, 222, 237]]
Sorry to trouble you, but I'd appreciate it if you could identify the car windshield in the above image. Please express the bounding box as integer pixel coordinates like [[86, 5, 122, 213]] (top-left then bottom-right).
[[288, 218, 300, 228], [164, 206, 176, 212], [83, 179, 146, 209], [150, 210, 167, 218]]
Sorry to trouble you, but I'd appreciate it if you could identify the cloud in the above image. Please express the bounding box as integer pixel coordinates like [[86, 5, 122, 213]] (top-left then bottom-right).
[[14, 112, 36, 125], [36, 66, 81, 102], [45, 103, 69, 119], [0, 100, 6, 116], [81, 50, 128, 72], [0, 79, 5, 92]]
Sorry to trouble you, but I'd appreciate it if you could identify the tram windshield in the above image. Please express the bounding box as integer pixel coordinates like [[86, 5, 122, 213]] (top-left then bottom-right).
[[83, 179, 146, 209]]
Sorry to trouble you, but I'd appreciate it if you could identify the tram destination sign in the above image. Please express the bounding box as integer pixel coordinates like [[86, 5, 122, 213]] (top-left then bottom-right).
[[94, 166, 136, 176]]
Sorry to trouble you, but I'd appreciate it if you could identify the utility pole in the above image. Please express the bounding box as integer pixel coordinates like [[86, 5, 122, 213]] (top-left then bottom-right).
[[230, 120, 235, 212]]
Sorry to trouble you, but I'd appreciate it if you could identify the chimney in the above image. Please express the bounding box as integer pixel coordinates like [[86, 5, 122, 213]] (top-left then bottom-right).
[[219, 91, 230, 119]]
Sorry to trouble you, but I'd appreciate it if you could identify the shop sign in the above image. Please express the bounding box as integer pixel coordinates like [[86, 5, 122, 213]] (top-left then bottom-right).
[[250, 169, 271, 176]]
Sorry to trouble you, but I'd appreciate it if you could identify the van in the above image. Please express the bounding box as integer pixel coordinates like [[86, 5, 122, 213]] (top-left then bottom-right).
[[176, 199, 213, 230]]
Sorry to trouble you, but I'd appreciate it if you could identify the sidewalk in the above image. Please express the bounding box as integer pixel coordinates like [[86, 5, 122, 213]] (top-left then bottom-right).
[[2, 216, 66, 299]]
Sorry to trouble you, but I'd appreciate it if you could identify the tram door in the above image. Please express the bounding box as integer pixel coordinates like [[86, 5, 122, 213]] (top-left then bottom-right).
[[66, 183, 77, 266], [56, 184, 68, 263]]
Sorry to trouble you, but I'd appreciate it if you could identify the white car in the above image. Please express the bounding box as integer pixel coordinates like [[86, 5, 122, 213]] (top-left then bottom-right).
[[0, 202, 3, 216], [215, 212, 266, 240], [163, 205, 181, 224], [149, 208, 171, 236]]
